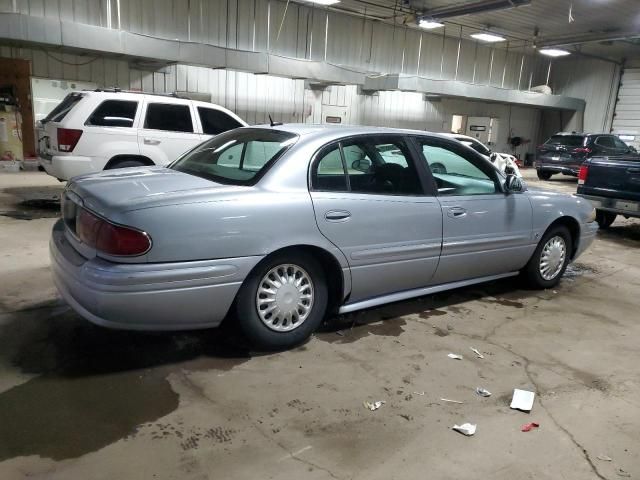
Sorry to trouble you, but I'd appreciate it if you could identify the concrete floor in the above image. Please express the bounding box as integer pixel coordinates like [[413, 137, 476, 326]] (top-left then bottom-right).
[[0, 168, 639, 480]]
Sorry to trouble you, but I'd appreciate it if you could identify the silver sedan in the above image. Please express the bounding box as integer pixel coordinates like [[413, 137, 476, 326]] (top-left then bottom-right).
[[50, 125, 598, 349]]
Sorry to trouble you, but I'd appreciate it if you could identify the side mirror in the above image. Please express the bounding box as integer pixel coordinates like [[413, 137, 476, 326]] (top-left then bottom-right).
[[505, 173, 523, 193]]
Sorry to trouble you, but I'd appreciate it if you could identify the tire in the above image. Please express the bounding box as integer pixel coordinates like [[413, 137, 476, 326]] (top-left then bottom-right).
[[106, 158, 147, 169], [235, 251, 328, 350], [522, 225, 572, 289], [595, 210, 616, 229], [537, 170, 552, 180]]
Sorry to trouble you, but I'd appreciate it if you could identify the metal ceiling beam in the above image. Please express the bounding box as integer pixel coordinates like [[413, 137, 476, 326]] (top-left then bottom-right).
[[419, 0, 531, 19]]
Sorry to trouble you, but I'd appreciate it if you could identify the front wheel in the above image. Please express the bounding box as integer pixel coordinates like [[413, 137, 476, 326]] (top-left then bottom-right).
[[522, 225, 572, 289], [537, 170, 552, 180], [595, 210, 616, 229], [235, 252, 328, 350]]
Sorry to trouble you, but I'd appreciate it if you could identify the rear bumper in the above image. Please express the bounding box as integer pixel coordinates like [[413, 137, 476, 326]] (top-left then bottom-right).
[[39, 154, 101, 181], [536, 163, 580, 176], [575, 222, 598, 260], [578, 194, 640, 218], [50, 219, 262, 331]]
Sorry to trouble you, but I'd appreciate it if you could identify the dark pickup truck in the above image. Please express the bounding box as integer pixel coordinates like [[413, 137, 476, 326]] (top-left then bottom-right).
[[577, 155, 640, 228]]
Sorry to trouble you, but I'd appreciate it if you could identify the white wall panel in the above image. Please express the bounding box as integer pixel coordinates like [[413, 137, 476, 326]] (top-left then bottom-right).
[[612, 65, 640, 150], [551, 57, 620, 132]]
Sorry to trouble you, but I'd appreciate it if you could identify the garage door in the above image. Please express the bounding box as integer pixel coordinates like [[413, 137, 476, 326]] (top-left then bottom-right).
[[612, 67, 640, 151]]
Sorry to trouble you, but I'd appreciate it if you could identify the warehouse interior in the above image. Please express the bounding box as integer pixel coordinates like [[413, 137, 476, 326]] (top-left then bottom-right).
[[1, 0, 640, 478]]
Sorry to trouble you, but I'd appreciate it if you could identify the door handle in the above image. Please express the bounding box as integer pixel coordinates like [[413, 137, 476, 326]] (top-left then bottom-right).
[[325, 210, 351, 222], [144, 138, 161, 145], [447, 207, 467, 218]]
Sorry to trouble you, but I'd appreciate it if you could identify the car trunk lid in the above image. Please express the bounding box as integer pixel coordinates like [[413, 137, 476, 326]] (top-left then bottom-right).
[[66, 166, 248, 216]]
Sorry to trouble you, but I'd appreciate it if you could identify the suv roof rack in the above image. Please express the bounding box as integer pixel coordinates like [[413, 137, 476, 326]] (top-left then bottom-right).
[[89, 88, 186, 99]]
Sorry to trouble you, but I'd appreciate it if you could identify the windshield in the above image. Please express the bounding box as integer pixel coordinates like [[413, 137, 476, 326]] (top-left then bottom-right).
[[170, 129, 297, 185], [545, 135, 585, 147]]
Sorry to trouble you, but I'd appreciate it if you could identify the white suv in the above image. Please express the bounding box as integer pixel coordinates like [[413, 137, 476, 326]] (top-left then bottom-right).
[[38, 90, 247, 180]]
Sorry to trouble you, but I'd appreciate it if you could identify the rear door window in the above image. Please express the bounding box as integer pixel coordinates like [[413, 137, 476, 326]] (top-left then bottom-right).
[[144, 103, 193, 133], [595, 136, 616, 149], [42, 93, 84, 123], [198, 107, 243, 135], [86, 100, 138, 127]]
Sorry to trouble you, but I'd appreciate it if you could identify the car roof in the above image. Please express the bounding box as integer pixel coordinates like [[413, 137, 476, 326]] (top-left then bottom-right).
[[441, 133, 482, 142], [249, 123, 453, 143]]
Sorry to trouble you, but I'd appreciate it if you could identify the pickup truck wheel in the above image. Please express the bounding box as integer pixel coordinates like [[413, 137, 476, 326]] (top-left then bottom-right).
[[523, 225, 572, 289], [537, 170, 552, 180], [595, 210, 616, 229], [235, 252, 328, 351]]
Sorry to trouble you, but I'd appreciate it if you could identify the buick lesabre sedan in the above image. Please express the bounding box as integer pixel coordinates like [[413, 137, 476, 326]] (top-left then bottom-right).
[[51, 125, 598, 349]]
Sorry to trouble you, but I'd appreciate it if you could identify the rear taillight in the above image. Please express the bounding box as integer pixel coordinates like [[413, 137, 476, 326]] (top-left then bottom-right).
[[578, 165, 588, 185], [76, 207, 151, 256], [572, 147, 592, 155], [57, 128, 83, 152]]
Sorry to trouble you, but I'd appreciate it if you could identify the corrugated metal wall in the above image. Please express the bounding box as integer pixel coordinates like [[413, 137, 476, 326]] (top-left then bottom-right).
[[611, 60, 640, 151], [0, 42, 542, 154], [0, 0, 550, 87], [550, 57, 620, 133]]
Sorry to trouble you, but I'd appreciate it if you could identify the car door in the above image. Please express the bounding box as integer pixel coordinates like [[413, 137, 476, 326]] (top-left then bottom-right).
[[138, 99, 202, 165], [412, 136, 533, 285], [309, 134, 442, 302]]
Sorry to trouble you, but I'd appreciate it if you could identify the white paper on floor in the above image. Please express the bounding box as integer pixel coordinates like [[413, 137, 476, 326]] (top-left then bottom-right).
[[510, 389, 535, 411]]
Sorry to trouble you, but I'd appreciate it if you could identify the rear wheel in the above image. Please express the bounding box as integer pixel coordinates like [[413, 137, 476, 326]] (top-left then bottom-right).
[[537, 170, 552, 180], [106, 158, 148, 169], [235, 252, 328, 350], [595, 210, 616, 229], [523, 225, 572, 289]]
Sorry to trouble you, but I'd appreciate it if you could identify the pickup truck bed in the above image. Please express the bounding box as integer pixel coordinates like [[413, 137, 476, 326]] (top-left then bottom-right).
[[577, 155, 640, 228]]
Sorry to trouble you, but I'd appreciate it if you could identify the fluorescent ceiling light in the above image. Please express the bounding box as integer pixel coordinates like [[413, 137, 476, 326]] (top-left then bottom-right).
[[419, 19, 445, 29], [470, 32, 506, 43], [539, 48, 571, 57], [297, 0, 340, 5]]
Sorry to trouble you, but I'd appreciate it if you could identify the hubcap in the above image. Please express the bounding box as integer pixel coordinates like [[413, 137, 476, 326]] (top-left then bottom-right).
[[539, 235, 566, 281], [256, 264, 314, 332]]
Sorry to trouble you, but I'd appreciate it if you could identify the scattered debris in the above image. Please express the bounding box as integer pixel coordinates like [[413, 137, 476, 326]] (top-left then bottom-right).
[[440, 398, 464, 404], [363, 400, 385, 411], [413, 391, 426, 396], [521, 422, 539, 432], [470, 347, 484, 359], [447, 353, 463, 360], [596, 455, 613, 462], [399, 414, 413, 421], [616, 468, 631, 478], [475, 387, 492, 397], [335, 331, 345, 337], [452, 423, 476, 436], [510, 389, 535, 412], [447, 324, 454, 331]]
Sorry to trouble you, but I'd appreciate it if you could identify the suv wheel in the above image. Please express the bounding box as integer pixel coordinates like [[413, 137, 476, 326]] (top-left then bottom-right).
[[523, 225, 572, 289], [595, 210, 616, 229], [537, 170, 552, 180], [106, 158, 148, 169], [235, 252, 328, 350]]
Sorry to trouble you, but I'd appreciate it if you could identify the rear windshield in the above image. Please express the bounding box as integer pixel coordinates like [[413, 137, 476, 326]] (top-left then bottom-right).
[[545, 135, 585, 147], [169, 129, 297, 185], [42, 92, 84, 123]]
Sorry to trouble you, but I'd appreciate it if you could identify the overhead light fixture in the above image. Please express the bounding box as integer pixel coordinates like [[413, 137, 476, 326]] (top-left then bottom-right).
[[418, 18, 445, 29], [297, 0, 340, 4], [539, 48, 571, 57], [470, 32, 506, 43]]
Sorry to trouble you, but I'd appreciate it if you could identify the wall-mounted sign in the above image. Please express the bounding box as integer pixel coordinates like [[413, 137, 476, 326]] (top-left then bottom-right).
[[469, 125, 486, 132], [325, 116, 342, 124]]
